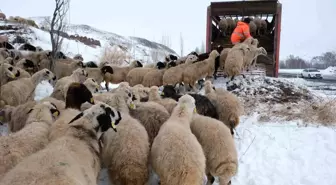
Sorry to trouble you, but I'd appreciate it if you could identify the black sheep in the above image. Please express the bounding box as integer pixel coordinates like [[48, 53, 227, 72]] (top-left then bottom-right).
[[162, 85, 219, 119]]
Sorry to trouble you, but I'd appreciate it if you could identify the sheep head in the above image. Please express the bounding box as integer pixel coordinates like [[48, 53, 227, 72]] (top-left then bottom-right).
[[229, 115, 240, 136], [185, 55, 198, 63], [1, 63, 17, 79], [156, 61, 166, 69], [257, 47, 267, 56], [209, 50, 220, 59], [68, 102, 122, 134], [101, 66, 113, 74], [65, 82, 95, 109], [236, 43, 251, 55], [175, 94, 197, 120], [204, 80, 215, 94]]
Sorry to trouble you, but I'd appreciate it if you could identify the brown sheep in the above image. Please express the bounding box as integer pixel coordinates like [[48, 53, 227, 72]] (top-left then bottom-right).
[[126, 67, 155, 87]]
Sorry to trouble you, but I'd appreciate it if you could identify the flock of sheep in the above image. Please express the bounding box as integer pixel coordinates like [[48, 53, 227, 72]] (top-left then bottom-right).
[[219, 16, 271, 37], [0, 35, 267, 185]]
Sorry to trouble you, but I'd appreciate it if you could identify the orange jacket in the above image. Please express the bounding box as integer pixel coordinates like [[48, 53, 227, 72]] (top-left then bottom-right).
[[230, 21, 252, 44]]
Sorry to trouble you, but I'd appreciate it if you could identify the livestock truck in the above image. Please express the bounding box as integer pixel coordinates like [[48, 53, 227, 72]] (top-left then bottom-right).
[[206, 0, 282, 77]]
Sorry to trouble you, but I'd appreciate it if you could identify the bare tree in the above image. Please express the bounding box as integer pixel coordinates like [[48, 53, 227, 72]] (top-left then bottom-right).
[[200, 41, 205, 53], [161, 33, 172, 48], [49, 0, 70, 71], [180, 32, 184, 57]]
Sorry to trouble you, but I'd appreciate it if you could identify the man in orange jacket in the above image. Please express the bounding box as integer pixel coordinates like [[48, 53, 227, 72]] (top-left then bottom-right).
[[231, 18, 252, 45]]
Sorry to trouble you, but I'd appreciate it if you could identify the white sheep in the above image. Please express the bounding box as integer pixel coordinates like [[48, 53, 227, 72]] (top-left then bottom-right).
[[148, 86, 177, 114], [53, 58, 84, 79], [0, 101, 60, 180], [0, 62, 19, 86], [151, 94, 207, 185], [224, 43, 251, 81], [0, 68, 56, 108], [50, 68, 88, 101], [191, 114, 238, 185], [0, 103, 122, 185], [126, 67, 155, 86], [182, 50, 219, 92], [84, 77, 101, 94]]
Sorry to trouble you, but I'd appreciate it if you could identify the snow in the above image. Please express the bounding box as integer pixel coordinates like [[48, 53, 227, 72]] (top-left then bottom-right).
[[279, 69, 304, 74]]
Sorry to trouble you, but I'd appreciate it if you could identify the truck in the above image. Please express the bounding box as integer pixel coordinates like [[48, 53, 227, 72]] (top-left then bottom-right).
[[205, 0, 282, 77]]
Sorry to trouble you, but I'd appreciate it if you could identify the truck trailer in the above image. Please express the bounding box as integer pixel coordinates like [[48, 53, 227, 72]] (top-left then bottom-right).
[[206, 0, 282, 77]]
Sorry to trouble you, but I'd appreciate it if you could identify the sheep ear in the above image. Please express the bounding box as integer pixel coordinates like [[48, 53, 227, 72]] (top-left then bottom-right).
[[27, 109, 33, 114], [68, 112, 84, 124]]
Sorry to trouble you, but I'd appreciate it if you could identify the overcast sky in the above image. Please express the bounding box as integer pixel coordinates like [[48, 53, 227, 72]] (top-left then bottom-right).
[[2, 0, 335, 60]]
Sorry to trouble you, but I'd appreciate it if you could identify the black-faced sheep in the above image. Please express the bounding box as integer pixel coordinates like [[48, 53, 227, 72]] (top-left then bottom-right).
[[18, 43, 37, 52], [85, 61, 98, 68], [151, 94, 207, 185], [204, 80, 243, 135], [50, 68, 88, 101], [224, 43, 251, 81], [73, 54, 84, 62], [182, 50, 219, 92], [161, 85, 219, 119], [0, 68, 56, 108], [0, 103, 121, 185], [165, 54, 178, 62], [15, 58, 37, 74], [191, 114, 238, 185], [0, 101, 60, 180], [101, 60, 142, 91]]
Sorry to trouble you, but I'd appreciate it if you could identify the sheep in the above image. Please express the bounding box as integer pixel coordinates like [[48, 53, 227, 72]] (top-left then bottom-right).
[[165, 54, 178, 62], [85, 61, 98, 67], [53, 58, 85, 79], [0, 98, 64, 134], [84, 77, 101, 94], [12, 66, 31, 80], [18, 43, 37, 52], [182, 50, 219, 92], [195, 45, 224, 62], [249, 21, 257, 36], [0, 68, 56, 108], [0, 41, 14, 50], [50, 68, 88, 101], [161, 85, 219, 119], [191, 114, 238, 185], [21, 50, 51, 67], [0, 12, 6, 20], [219, 48, 231, 70], [85, 67, 106, 85], [253, 17, 262, 35], [48, 82, 95, 141], [99, 92, 150, 185], [0, 62, 19, 86], [0, 48, 9, 61], [142, 61, 173, 87], [224, 43, 251, 81], [132, 85, 150, 102], [244, 46, 267, 71], [126, 67, 155, 86], [35, 46, 43, 52], [226, 17, 236, 35], [0, 103, 122, 185], [151, 94, 207, 185], [73, 54, 84, 61], [204, 80, 243, 135], [129, 101, 170, 146], [148, 86, 177, 114], [15, 58, 37, 74], [218, 18, 228, 36], [0, 35, 8, 44], [101, 60, 142, 91], [0, 101, 60, 180], [8, 49, 23, 62], [162, 54, 198, 87], [175, 52, 198, 65]]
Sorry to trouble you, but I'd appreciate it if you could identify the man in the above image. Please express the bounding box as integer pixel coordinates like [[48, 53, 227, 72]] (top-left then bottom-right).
[[230, 17, 252, 45]]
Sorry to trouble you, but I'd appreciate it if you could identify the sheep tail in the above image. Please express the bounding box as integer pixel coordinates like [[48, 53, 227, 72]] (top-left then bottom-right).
[[215, 160, 238, 181]]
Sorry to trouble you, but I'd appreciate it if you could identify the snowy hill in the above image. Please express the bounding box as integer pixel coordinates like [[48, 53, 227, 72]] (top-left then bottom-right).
[[0, 16, 178, 64]]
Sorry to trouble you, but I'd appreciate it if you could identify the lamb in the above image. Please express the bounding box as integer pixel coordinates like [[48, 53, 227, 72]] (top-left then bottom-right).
[[53, 58, 85, 79], [191, 114, 238, 185], [100, 92, 150, 185], [0, 101, 60, 180], [84, 77, 101, 94], [0, 97, 64, 133], [151, 94, 207, 185], [73, 54, 83, 62], [126, 67, 155, 86], [182, 50, 219, 92], [0, 103, 121, 185], [162, 54, 198, 87], [204, 80, 243, 135], [148, 86, 177, 114], [0, 68, 56, 108], [224, 43, 251, 81], [219, 48, 231, 70], [0, 62, 19, 86], [161, 85, 219, 119], [244, 46, 267, 71], [50, 68, 88, 101], [101, 60, 142, 91]]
